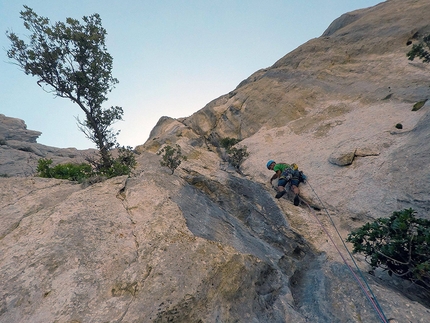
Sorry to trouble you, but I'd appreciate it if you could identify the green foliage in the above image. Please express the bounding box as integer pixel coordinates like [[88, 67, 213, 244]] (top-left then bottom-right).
[[6, 6, 122, 169], [157, 144, 187, 174], [98, 146, 137, 177], [116, 146, 137, 171], [36, 158, 54, 178], [37, 158, 92, 182], [407, 34, 429, 112], [407, 34, 430, 63], [84, 146, 136, 178], [395, 123, 403, 129], [219, 137, 240, 150], [412, 100, 427, 111], [219, 137, 249, 172], [227, 146, 249, 171], [347, 208, 430, 288], [37, 147, 136, 183]]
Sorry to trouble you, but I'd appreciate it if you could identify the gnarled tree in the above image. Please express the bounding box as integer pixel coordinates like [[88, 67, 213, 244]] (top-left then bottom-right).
[[7, 6, 122, 169]]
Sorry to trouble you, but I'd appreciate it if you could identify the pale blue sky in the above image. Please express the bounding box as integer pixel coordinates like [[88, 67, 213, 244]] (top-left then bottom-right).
[[1, 0, 383, 149]]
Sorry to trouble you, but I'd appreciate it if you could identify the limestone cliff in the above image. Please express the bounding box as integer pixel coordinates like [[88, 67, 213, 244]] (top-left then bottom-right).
[[1, 0, 430, 322], [0, 114, 97, 177]]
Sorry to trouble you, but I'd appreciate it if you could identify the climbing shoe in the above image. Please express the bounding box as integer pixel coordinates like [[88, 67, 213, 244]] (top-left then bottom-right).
[[275, 191, 286, 199], [294, 194, 300, 206]]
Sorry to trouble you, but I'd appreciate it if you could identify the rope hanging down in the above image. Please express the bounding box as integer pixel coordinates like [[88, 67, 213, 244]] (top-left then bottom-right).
[[302, 180, 389, 323]]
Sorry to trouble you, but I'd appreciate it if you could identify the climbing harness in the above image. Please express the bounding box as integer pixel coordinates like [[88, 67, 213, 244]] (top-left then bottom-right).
[[301, 180, 389, 323]]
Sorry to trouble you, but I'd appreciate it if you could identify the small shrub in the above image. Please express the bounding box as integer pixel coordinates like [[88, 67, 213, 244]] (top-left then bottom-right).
[[99, 146, 137, 177], [220, 137, 240, 150], [37, 147, 136, 183], [219, 137, 249, 172], [84, 145, 137, 179], [37, 158, 93, 182], [347, 208, 430, 289], [36, 158, 54, 178], [412, 100, 427, 111], [227, 146, 249, 171], [395, 123, 403, 129], [157, 144, 187, 174]]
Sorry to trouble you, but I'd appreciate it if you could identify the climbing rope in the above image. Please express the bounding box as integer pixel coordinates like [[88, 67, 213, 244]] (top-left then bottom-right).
[[302, 180, 389, 323]]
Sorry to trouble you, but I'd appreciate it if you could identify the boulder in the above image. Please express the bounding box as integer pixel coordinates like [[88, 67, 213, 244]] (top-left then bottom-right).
[[328, 150, 356, 166], [0, 114, 41, 143]]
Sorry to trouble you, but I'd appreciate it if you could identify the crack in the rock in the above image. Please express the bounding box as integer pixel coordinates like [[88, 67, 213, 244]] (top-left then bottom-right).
[[111, 179, 144, 317], [116, 179, 140, 265], [115, 299, 133, 323], [0, 204, 58, 240]]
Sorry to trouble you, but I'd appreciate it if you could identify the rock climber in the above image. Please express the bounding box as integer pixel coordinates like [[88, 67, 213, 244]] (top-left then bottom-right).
[[266, 160, 302, 206]]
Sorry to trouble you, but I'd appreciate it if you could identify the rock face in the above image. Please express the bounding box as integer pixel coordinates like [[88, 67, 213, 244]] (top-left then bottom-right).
[[0, 114, 41, 143], [1, 167, 428, 323], [0, 115, 97, 177], [1, 0, 430, 322], [179, 0, 430, 142]]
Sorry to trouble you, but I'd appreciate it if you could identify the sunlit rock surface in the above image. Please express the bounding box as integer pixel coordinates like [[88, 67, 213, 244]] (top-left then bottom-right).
[[1, 0, 430, 322]]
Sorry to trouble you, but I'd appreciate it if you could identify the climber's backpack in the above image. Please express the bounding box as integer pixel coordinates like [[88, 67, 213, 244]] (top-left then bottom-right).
[[282, 163, 307, 183], [288, 163, 307, 183]]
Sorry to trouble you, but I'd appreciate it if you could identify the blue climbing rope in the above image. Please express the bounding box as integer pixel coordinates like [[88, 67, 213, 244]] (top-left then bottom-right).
[[302, 180, 389, 323]]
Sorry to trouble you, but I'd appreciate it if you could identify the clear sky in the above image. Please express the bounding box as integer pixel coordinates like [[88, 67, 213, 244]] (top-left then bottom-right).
[[1, 0, 383, 149]]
